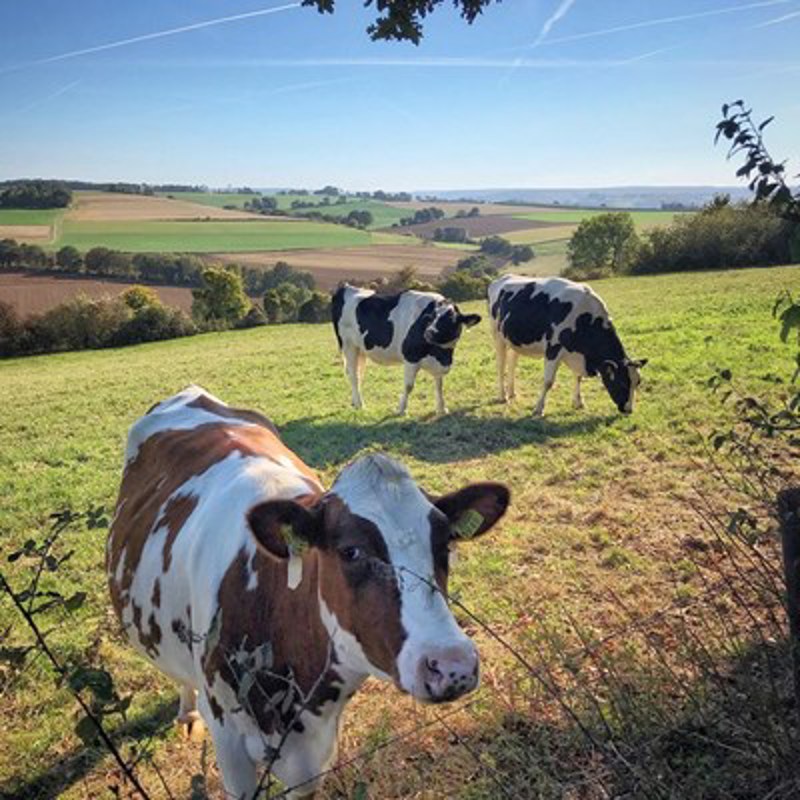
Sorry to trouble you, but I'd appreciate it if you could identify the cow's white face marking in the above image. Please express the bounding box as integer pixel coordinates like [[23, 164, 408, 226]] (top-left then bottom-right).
[[623, 362, 643, 413], [329, 455, 474, 698]]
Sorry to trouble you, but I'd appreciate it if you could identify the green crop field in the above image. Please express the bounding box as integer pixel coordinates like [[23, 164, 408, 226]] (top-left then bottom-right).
[[154, 191, 258, 209], [1, 265, 798, 798], [0, 208, 64, 226], [512, 208, 684, 227], [55, 219, 372, 253]]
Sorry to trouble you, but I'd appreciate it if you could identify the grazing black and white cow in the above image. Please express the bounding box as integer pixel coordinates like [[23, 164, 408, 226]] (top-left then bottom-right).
[[108, 387, 509, 799], [488, 275, 647, 416], [331, 284, 481, 415]]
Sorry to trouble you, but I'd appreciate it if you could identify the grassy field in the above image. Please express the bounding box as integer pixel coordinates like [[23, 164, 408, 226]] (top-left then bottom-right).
[[56, 219, 372, 252], [511, 208, 683, 227], [1, 265, 798, 798], [0, 209, 64, 226], [155, 191, 259, 209]]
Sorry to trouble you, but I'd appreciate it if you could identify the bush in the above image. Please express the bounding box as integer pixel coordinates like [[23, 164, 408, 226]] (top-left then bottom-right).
[[631, 201, 797, 274], [120, 285, 160, 311], [55, 245, 82, 272], [0, 300, 22, 356], [439, 270, 491, 301], [298, 291, 332, 323], [565, 213, 639, 280], [192, 267, 249, 325], [236, 305, 268, 329], [433, 226, 468, 243]]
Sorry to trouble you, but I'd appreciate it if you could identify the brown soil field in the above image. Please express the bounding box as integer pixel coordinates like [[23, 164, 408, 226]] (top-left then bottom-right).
[[385, 214, 563, 240], [386, 200, 558, 216], [67, 192, 261, 222], [0, 272, 193, 317], [209, 244, 465, 289], [0, 225, 51, 240]]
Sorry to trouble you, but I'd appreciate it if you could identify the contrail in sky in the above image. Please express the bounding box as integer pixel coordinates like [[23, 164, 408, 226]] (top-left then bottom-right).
[[15, 80, 82, 114], [539, 0, 791, 45], [0, 3, 301, 74], [753, 8, 800, 26], [532, 0, 578, 47]]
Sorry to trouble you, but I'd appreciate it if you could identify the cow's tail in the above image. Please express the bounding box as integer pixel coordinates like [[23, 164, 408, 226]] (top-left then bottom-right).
[[331, 284, 347, 353]]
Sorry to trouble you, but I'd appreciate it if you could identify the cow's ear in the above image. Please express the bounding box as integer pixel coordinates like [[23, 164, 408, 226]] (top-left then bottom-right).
[[435, 483, 510, 541], [632, 358, 648, 369], [601, 360, 618, 380], [459, 313, 481, 328], [248, 499, 323, 561]]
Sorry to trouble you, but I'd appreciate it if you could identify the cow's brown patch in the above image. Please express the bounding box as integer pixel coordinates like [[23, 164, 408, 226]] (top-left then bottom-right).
[[202, 547, 341, 735], [188, 394, 280, 436], [131, 599, 162, 657], [151, 578, 161, 609], [107, 420, 322, 623], [206, 690, 225, 723], [316, 497, 407, 680]]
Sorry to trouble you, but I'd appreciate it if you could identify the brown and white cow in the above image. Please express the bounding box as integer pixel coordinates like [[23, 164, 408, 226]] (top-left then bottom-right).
[[107, 386, 509, 799]]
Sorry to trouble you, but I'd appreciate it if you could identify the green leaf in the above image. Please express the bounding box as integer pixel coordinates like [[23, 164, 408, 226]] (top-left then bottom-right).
[[352, 782, 369, 800], [74, 715, 100, 746], [65, 591, 87, 612], [69, 667, 115, 703]]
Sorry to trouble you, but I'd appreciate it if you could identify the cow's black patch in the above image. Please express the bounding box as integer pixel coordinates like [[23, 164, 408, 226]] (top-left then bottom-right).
[[331, 286, 346, 350], [356, 294, 401, 350], [402, 301, 454, 366], [559, 312, 631, 411], [494, 285, 573, 348]]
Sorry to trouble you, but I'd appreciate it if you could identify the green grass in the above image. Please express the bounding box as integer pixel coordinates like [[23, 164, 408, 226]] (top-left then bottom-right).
[[0, 208, 63, 226], [512, 208, 684, 227], [154, 191, 259, 209], [1, 265, 798, 798], [56, 219, 372, 252]]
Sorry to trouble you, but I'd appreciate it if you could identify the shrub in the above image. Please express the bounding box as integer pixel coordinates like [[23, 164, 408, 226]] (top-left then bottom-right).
[[0, 300, 22, 356], [631, 202, 797, 274], [298, 291, 332, 323], [236, 305, 268, 329], [120, 285, 160, 311], [55, 245, 82, 272], [433, 226, 468, 243], [192, 267, 249, 325], [439, 270, 491, 301], [565, 212, 639, 280]]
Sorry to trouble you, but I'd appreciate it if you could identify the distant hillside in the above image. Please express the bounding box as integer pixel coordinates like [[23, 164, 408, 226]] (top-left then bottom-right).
[[413, 186, 752, 210]]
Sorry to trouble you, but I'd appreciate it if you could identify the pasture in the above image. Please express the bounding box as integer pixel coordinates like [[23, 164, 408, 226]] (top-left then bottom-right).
[[56, 219, 372, 253], [1, 264, 797, 798]]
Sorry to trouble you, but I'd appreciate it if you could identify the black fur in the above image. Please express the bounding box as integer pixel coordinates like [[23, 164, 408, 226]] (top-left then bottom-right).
[[331, 286, 346, 350], [402, 301, 453, 366], [355, 293, 402, 350], [493, 284, 573, 348]]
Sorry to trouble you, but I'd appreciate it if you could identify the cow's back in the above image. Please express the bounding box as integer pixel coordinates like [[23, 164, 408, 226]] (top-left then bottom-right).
[[489, 275, 608, 352], [107, 386, 322, 687]]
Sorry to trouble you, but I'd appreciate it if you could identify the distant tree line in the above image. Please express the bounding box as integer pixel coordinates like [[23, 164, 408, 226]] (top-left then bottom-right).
[[396, 207, 445, 227], [564, 200, 799, 280], [0, 180, 72, 209]]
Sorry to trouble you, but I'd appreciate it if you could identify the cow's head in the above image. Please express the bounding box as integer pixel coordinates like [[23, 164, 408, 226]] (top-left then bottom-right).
[[248, 454, 508, 703], [600, 358, 648, 414], [424, 303, 481, 349]]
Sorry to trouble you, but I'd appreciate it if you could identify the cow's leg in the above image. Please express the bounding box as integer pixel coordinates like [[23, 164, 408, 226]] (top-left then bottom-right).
[[572, 375, 585, 410], [397, 362, 420, 415], [506, 350, 519, 401], [208, 723, 259, 800], [433, 372, 448, 416], [176, 685, 205, 741], [533, 358, 560, 417], [343, 345, 363, 409], [494, 335, 508, 402]]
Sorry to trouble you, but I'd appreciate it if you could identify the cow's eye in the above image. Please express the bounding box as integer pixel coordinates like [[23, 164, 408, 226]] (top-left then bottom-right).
[[339, 546, 364, 563]]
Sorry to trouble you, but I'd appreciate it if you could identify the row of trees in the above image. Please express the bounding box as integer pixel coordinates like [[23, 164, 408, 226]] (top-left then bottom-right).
[[564, 200, 799, 280], [397, 206, 445, 226], [0, 180, 72, 209]]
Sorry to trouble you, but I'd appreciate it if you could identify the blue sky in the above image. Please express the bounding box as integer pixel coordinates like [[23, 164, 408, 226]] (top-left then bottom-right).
[[1, 0, 798, 190]]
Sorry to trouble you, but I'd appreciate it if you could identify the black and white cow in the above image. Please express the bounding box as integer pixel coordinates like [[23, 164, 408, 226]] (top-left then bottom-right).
[[488, 275, 647, 416], [332, 284, 480, 415]]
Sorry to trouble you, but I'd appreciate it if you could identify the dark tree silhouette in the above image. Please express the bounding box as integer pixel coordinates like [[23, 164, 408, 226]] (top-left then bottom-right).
[[303, 0, 498, 44]]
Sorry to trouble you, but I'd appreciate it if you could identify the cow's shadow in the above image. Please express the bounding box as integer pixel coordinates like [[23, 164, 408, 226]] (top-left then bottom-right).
[[280, 408, 618, 467]]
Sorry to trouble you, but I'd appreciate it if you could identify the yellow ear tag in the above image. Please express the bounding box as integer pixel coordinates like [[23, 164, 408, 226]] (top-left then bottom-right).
[[280, 523, 306, 590], [453, 509, 484, 539]]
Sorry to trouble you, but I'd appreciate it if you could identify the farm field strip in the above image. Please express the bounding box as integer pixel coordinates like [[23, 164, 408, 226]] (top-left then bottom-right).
[[512, 208, 684, 226], [55, 219, 372, 253], [0, 265, 797, 798]]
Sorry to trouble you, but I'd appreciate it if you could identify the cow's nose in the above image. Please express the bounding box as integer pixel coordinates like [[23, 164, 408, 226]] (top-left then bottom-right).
[[418, 647, 479, 703]]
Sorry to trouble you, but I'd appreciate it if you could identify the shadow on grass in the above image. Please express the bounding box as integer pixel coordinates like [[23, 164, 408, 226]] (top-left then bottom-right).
[[1, 698, 178, 800], [281, 409, 619, 466], [462, 637, 799, 799]]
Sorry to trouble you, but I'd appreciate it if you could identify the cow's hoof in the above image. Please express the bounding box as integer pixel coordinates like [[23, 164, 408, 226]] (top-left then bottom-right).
[[177, 712, 206, 742]]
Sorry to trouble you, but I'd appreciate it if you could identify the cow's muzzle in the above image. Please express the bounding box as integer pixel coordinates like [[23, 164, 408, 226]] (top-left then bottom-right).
[[416, 646, 479, 703]]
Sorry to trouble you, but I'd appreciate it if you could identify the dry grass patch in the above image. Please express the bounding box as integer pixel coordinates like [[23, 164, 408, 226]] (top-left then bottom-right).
[[67, 192, 261, 222]]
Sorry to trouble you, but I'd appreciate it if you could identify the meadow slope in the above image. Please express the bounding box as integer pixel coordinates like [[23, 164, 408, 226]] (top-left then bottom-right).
[[0, 265, 798, 798]]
